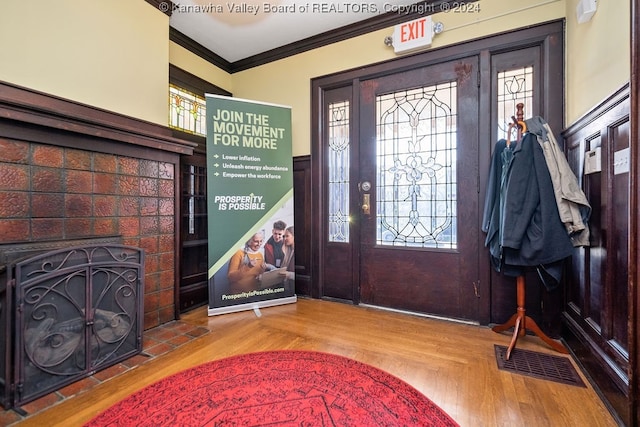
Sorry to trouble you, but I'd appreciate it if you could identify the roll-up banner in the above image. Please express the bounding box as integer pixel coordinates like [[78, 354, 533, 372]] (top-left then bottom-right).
[[205, 95, 296, 316]]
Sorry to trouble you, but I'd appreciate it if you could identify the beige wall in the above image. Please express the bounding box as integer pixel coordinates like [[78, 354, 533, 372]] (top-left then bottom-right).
[[0, 1, 629, 151], [176, 0, 629, 156], [565, 0, 630, 123], [0, 0, 169, 125], [231, 0, 570, 156], [169, 42, 233, 92]]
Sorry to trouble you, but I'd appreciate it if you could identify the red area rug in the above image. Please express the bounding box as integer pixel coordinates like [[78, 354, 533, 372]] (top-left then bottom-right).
[[85, 350, 458, 426]]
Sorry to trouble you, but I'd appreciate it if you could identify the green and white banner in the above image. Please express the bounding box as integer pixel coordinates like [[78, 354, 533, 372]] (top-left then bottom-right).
[[205, 95, 296, 315]]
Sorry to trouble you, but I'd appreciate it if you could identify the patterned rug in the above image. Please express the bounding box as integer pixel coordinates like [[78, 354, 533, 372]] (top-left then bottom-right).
[[84, 350, 458, 426]]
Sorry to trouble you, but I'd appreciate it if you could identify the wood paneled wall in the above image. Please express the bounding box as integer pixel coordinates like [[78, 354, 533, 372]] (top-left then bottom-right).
[[562, 84, 633, 426], [293, 155, 312, 297], [0, 81, 196, 329]]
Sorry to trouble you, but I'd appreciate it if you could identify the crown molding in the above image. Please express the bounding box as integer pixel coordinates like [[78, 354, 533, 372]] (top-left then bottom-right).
[[145, 0, 174, 16], [170, 28, 233, 74], [170, 0, 476, 73], [232, 0, 458, 72]]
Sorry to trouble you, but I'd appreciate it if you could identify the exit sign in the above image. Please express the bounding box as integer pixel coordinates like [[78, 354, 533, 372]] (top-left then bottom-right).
[[392, 16, 433, 54]]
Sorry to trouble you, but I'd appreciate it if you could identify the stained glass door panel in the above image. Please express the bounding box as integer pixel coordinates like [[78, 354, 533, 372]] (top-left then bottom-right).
[[358, 58, 480, 320]]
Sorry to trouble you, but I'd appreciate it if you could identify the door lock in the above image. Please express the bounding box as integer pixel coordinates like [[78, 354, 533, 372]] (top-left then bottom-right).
[[359, 181, 371, 215], [362, 193, 370, 215]]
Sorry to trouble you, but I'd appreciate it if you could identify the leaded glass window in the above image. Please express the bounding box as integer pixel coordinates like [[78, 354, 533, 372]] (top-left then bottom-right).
[[376, 83, 457, 249], [497, 66, 533, 140], [184, 164, 207, 237], [328, 101, 350, 243], [170, 84, 207, 136]]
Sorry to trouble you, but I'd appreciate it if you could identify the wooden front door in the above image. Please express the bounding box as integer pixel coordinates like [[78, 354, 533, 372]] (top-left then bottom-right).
[[320, 57, 481, 321], [313, 22, 564, 325], [359, 58, 480, 320]]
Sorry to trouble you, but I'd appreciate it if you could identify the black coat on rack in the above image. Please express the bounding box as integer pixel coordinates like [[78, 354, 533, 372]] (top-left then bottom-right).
[[484, 105, 570, 359], [482, 132, 574, 289]]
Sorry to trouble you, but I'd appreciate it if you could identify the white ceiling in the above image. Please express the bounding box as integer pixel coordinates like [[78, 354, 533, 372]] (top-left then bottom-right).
[[169, 0, 421, 63]]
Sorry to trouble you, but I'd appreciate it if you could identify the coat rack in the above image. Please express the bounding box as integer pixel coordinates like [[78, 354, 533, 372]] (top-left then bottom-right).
[[491, 103, 569, 360], [506, 103, 527, 147]]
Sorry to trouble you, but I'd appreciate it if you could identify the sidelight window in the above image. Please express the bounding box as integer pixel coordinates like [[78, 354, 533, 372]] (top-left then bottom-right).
[[328, 100, 351, 243], [497, 66, 533, 140]]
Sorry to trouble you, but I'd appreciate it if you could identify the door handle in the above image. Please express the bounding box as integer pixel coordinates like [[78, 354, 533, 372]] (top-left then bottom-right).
[[362, 193, 370, 215]]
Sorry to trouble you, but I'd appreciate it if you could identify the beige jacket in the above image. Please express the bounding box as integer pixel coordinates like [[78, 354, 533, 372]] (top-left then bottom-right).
[[525, 117, 591, 247]]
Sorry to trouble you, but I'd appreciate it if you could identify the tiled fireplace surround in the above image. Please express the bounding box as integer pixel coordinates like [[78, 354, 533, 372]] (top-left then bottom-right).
[[0, 81, 196, 329]]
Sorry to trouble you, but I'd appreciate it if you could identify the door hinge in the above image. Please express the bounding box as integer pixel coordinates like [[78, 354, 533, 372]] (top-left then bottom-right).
[[472, 280, 480, 298]]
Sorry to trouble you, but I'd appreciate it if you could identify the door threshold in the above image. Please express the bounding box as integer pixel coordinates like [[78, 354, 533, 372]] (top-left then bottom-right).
[[358, 303, 480, 326]]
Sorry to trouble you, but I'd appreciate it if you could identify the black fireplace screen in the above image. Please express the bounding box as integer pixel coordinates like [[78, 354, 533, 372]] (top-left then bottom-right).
[[1, 243, 144, 409]]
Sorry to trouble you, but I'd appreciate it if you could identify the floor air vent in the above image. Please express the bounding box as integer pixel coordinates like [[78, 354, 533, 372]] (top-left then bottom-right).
[[494, 345, 586, 387]]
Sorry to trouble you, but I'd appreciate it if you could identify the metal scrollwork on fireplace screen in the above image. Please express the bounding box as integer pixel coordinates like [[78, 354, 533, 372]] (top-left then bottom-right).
[[10, 244, 144, 408]]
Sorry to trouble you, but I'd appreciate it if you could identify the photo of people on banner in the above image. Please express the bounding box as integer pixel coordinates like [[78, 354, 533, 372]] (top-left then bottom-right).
[[227, 221, 295, 293], [211, 207, 294, 308]]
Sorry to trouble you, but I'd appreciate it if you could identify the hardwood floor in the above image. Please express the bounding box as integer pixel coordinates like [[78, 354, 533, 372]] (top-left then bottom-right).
[[15, 298, 619, 426]]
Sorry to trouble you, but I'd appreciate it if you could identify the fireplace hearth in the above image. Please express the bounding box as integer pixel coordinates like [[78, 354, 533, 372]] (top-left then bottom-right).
[[0, 237, 144, 410]]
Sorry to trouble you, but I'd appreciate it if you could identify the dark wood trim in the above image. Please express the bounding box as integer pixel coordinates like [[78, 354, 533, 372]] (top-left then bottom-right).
[[563, 84, 631, 137], [0, 81, 189, 330], [232, 0, 475, 72], [293, 155, 312, 297], [144, 0, 174, 17], [477, 50, 492, 323], [562, 321, 628, 426], [0, 81, 197, 156], [311, 20, 564, 88], [0, 119, 180, 164], [170, 130, 206, 154], [169, 64, 231, 97], [168, 64, 232, 154], [310, 84, 326, 302], [630, 0, 639, 424], [562, 83, 632, 426], [177, 153, 209, 314], [170, 28, 233, 74], [311, 19, 564, 316], [174, 154, 183, 319], [169, 0, 478, 73]]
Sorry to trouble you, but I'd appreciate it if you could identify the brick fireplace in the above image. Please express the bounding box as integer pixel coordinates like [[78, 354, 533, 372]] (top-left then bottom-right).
[[0, 239, 145, 409], [0, 81, 196, 330]]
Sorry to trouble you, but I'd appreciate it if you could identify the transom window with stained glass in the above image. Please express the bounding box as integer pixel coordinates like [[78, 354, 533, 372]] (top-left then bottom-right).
[[169, 84, 207, 136]]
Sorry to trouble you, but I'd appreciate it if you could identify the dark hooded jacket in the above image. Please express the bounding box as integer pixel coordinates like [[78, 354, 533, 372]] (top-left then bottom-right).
[[482, 133, 574, 288]]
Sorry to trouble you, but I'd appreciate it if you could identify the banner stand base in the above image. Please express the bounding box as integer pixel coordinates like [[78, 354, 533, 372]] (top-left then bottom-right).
[[207, 295, 297, 317]]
